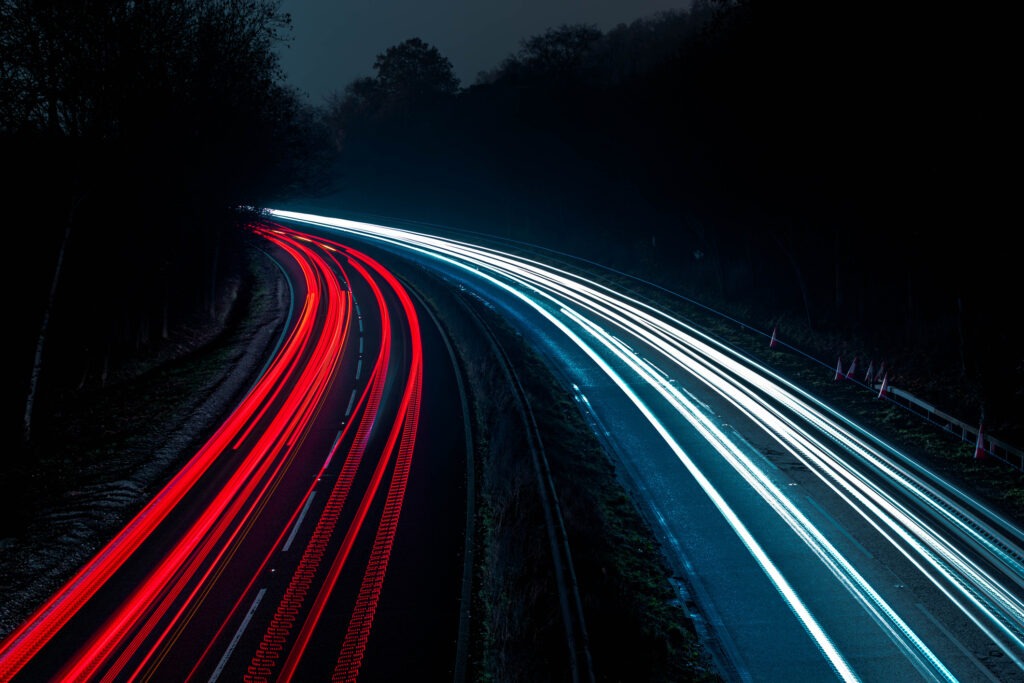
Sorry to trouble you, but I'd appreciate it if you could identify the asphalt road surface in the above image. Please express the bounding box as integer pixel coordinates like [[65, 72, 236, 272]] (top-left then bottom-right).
[[266, 209, 1024, 683], [0, 225, 470, 682]]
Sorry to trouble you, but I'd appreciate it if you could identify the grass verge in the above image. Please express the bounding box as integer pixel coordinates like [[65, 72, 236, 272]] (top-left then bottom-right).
[[398, 262, 722, 682]]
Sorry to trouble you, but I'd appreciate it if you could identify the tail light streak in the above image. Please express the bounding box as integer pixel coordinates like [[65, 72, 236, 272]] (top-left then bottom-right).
[[0, 229, 338, 681], [0, 223, 425, 683]]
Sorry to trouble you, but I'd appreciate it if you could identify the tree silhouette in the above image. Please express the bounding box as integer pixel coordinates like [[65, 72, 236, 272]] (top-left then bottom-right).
[[1, 0, 324, 448], [373, 37, 460, 107], [498, 24, 602, 83], [324, 76, 382, 151]]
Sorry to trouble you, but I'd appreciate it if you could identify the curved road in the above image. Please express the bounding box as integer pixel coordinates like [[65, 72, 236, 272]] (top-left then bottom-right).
[[266, 209, 1024, 683], [0, 224, 469, 682]]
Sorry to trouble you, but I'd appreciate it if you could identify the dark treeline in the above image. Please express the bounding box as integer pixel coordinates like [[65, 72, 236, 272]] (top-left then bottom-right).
[[315, 0, 1020, 443], [1, 0, 331, 453], [2, 0, 1017, 454]]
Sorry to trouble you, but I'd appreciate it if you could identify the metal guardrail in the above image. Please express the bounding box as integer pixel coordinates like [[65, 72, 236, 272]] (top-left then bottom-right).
[[405, 235, 1024, 476], [760, 326, 1024, 474], [871, 382, 1024, 472]]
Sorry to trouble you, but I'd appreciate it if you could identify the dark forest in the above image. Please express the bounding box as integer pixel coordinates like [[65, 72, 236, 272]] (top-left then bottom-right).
[[314, 1, 1020, 446], [2, 0, 1019, 469]]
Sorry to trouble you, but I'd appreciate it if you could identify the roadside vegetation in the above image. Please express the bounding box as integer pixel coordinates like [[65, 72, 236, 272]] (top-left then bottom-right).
[[525, 256, 1024, 529], [319, 0, 1019, 451], [401, 264, 722, 682], [0, 241, 288, 638], [3, 0, 1019, 679], [1, 0, 331, 459]]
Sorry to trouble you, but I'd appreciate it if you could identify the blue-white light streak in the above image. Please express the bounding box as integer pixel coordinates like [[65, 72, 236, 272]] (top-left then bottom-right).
[[267, 208, 1024, 678]]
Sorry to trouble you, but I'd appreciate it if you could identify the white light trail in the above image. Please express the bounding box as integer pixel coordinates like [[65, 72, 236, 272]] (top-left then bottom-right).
[[267, 208, 1024, 678]]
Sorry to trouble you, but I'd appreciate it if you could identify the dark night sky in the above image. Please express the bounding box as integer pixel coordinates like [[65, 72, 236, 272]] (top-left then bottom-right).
[[276, 0, 692, 105]]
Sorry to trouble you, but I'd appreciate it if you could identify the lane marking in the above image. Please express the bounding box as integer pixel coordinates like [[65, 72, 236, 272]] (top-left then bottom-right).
[[345, 389, 357, 417], [282, 492, 317, 552], [209, 588, 266, 682]]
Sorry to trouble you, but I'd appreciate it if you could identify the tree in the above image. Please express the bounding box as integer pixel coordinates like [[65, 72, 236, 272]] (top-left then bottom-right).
[[500, 24, 603, 83], [372, 37, 460, 107], [1, 0, 323, 448], [324, 76, 383, 151]]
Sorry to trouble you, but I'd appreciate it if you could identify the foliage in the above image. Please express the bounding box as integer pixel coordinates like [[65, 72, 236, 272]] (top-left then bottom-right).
[[0, 0, 331, 450], [0, 0, 323, 205], [322, 1, 1021, 446], [373, 37, 460, 102], [496, 23, 603, 84], [404, 272, 720, 681], [323, 37, 459, 149]]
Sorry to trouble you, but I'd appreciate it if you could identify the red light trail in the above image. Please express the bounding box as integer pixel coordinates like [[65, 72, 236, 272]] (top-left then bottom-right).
[[0, 221, 425, 682]]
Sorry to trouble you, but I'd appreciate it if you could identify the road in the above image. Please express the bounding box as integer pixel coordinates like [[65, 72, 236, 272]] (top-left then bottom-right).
[[265, 209, 1024, 683], [0, 225, 469, 682]]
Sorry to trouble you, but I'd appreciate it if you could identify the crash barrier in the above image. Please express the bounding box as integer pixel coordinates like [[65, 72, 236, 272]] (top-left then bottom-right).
[[763, 327, 1023, 473], [871, 382, 1024, 472]]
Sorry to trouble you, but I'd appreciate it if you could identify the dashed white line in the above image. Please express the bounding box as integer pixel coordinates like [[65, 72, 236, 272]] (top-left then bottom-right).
[[282, 492, 317, 552], [209, 588, 266, 682], [345, 389, 357, 417]]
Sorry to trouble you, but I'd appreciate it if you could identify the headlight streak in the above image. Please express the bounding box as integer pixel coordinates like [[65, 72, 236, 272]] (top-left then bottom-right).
[[265, 212, 858, 680], [517, 261, 1024, 663], [531, 271, 1024, 662], [266, 218, 1019, 572], [571, 284, 1024, 666], [269, 209, 1024, 677], [561, 307, 952, 683], [553, 281, 1024, 665], [559, 307, 865, 681]]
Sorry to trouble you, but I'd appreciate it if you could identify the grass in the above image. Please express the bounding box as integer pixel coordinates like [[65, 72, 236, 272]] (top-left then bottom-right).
[[399, 264, 722, 682], [7, 231, 1020, 680], [0, 243, 285, 638]]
